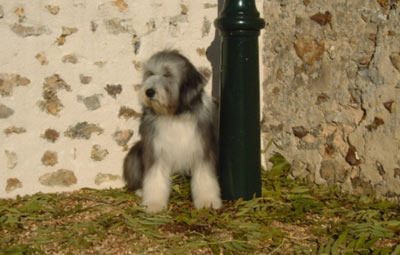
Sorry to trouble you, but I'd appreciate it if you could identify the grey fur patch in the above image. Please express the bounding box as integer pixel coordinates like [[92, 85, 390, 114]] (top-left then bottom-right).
[[123, 141, 145, 190]]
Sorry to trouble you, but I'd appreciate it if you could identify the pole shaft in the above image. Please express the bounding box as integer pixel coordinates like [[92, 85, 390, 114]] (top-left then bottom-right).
[[215, 0, 265, 200]]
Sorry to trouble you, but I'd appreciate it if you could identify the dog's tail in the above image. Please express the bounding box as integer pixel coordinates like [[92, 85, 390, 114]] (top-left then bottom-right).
[[123, 141, 145, 191]]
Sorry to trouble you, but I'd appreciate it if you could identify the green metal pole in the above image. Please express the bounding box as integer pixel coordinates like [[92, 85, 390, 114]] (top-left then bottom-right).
[[215, 0, 265, 200]]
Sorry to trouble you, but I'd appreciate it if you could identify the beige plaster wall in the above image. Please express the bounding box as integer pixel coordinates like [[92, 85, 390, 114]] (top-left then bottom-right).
[[0, 0, 228, 198]]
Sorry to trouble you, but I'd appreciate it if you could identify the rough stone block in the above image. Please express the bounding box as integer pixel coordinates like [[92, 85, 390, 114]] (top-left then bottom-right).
[[0, 73, 31, 97], [4, 126, 26, 136], [37, 74, 71, 115], [45, 5, 60, 15], [5, 150, 18, 169], [77, 94, 102, 111], [10, 23, 50, 37], [6, 178, 22, 193], [118, 106, 141, 119], [39, 169, 77, 187], [113, 129, 133, 146], [0, 104, 14, 119], [94, 173, 120, 185], [104, 84, 122, 99], [91, 145, 109, 161], [64, 122, 104, 140], [41, 129, 60, 143], [41, 151, 58, 166]]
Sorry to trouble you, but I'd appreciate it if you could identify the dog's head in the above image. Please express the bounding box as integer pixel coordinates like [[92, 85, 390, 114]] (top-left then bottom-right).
[[138, 50, 205, 115]]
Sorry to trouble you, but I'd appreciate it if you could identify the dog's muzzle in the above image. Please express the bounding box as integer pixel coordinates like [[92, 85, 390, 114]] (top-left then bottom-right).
[[145, 88, 156, 98]]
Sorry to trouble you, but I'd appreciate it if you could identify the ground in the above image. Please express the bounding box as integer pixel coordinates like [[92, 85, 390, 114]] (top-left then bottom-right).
[[1, 154, 399, 255]]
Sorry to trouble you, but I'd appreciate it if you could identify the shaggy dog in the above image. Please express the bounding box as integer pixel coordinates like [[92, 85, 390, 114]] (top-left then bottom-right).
[[123, 50, 222, 213]]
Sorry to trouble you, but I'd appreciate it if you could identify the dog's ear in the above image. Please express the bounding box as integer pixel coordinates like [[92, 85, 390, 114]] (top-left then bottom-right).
[[180, 62, 205, 107]]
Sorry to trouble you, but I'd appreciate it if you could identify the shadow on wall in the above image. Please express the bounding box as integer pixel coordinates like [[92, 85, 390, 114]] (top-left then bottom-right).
[[206, 0, 224, 101]]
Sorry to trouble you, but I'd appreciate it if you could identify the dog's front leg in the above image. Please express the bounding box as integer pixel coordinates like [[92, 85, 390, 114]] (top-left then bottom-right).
[[142, 164, 171, 213], [191, 162, 222, 210]]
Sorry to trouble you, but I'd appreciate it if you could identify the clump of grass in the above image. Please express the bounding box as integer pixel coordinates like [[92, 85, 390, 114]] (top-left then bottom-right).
[[1, 153, 399, 254]]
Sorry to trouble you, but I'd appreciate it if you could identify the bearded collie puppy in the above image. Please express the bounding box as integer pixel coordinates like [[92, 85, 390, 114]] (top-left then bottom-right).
[[123, 50, 222, 213]]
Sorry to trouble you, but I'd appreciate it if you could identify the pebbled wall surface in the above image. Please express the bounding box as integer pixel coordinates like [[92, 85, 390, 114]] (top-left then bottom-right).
[[0, 0, 220, 198], [261, 0, 400, 201]]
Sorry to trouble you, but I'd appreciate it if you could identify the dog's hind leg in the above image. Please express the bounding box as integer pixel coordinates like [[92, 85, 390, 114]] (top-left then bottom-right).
[[123, 141, 145, 191]]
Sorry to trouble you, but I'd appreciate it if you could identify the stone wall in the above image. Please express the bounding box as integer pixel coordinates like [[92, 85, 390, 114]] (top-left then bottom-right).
[[0, 0, 220, 198], [2, 0, 399, 201], [261, 0, 400, 200]]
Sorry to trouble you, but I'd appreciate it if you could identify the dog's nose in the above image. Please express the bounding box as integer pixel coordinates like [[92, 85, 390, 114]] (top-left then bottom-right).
[[145, 88, 156, 98]]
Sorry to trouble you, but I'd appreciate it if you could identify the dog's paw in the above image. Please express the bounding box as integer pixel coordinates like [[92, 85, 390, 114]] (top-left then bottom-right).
[[143, 201, 167, 213], [135, 189, 143, 197], [194, 196, 222, 210]]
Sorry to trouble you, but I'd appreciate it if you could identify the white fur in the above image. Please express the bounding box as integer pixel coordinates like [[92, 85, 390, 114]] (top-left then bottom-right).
[[141, 111, 221, 212], [154, 113, 203, 172]]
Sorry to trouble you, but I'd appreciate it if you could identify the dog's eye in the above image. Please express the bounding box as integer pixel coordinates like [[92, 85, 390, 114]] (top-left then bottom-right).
[[163, 71, 172, 78]]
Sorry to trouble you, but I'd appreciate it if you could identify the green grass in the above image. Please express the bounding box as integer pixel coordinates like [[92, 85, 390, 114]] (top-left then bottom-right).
[[1, 153, 399, 255]]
